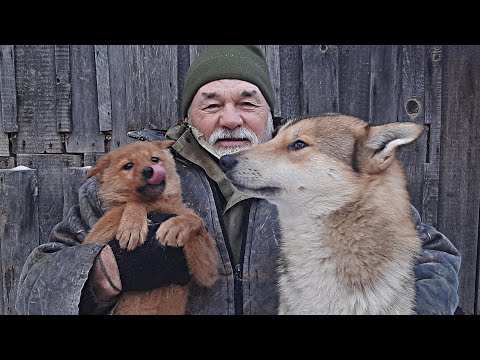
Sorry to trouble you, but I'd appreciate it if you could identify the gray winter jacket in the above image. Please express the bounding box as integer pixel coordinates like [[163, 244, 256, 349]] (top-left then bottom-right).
[[15, 125, 461, 315]]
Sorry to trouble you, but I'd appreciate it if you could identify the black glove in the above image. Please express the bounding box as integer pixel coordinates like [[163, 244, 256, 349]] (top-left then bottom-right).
[[108, 212, 191, 292]]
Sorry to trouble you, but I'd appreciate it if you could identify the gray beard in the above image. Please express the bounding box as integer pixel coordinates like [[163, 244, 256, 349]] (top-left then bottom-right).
[[207, 115, 274, 156]]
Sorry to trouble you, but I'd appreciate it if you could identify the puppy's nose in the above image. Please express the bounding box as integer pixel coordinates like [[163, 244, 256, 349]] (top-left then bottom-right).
[[219, 155, 238, 172], [142, 166, 154, 179]]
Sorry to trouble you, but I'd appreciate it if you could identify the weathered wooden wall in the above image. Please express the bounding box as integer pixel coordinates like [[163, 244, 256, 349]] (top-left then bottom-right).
[[0, 45, 478, 314]]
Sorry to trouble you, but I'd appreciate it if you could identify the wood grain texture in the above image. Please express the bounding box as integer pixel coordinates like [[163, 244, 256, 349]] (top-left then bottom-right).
[[126, 46, 178, 131], [422, 45, 443, 228], [17, 154, 82, 244], [369, 45, 401, 125], [438, 45, 480, 314], [301, 45, 339, 116], [338, 45, 371, 120], [397, 45, 427, 214], [94, 45, 112, 132], [13, 45, 63, 154], [107, 45, 132, 151], [0, 131, 9, 157], [177, 45, 190, 120], [67, 45, 104, 154], [54, 45, 72, 133], [0, 45, 18, 132], [279, 45, 302, 120], [0, 168, 39, 314]]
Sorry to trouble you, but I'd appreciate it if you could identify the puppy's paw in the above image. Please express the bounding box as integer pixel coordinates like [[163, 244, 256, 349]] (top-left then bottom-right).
[[116, 218, 148, 251], [156, 214, 202, 247]]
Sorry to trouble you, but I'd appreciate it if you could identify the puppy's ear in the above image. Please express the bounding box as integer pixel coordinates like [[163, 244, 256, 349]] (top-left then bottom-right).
[[87, 154, 110, 180], [153, 140, 176, 149]]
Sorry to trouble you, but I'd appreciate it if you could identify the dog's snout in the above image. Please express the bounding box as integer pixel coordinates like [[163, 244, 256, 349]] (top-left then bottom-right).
[[142, 166, 154, 179], [219, 155, 238, 172]]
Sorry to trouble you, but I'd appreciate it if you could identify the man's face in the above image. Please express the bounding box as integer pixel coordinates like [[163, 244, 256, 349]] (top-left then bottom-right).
[[187, 79, 273, 156]]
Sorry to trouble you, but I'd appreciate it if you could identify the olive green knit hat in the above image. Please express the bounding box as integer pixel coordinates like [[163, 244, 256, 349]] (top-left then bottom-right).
[[181, 45, 275, 118]]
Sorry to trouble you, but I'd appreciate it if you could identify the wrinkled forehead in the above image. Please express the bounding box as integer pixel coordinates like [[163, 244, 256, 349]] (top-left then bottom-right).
[[195, 79, 264, 99]]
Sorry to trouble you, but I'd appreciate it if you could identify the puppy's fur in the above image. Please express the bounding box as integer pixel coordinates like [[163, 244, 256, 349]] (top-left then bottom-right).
[[221, 114, 423, 314], [84, 140, 218, 315]]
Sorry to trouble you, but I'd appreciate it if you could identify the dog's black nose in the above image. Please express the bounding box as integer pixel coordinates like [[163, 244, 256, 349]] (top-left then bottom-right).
[[142, 166, 153, 179], [219, 155, 238, 171]]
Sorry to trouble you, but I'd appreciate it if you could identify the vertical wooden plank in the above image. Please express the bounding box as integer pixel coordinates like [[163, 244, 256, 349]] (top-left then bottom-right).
[[0, 133, 9, 157], [54, 45, 72, 133], [280, 45, 302, 120], [0, 45, 18, 132], [0, 50, 8, 155], [258, 45, 282, 118], [369, 45, 401, 125], [94, 45, 112, 132], [67, 45, 105, 154], [177, 45, 190, 120], [338, 45, 371, 119], [108, 45, 131, 151], [438, 45, 480, 315], [17, 154, 82, 244], [0, 167, 39, 314], [422, 45, 443, 227], [397, 45, 427, 213], [0, 157, 15, 169], [13, 45, 63, 154], [62, 167, 90, 217], [0, 46, 15, 156], [126, 46, 178, 131], [301, 45, 339, 116]]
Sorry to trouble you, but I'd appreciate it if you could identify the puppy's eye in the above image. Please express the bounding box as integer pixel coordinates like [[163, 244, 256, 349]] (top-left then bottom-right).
[[123, 163, 133, 170], [288, 140, 309, 151], [151, 156, 159, 163]]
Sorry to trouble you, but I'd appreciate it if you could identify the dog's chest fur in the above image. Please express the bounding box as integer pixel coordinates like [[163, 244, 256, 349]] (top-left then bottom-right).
[[276, 208, 416, 315]]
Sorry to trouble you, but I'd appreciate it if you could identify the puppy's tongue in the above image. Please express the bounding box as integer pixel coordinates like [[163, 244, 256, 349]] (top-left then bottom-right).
[[147, 164, 166, 185]]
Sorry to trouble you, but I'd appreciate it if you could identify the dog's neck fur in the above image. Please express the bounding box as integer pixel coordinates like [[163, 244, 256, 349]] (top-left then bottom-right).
[[275, 163, 420, 315]]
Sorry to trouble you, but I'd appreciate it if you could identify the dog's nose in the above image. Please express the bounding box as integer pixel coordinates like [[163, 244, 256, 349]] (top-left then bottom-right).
[[142, 166, 154, 179], [219, 155, 238, 172]]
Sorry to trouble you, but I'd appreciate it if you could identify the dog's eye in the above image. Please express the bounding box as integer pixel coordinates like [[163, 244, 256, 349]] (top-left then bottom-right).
[[151, 156, 159, 163], [123, 162, 133, 170], [288, 140, 309, 151]]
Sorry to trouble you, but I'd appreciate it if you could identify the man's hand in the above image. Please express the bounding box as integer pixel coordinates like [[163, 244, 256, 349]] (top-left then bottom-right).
[[90, 245, 122, 302]]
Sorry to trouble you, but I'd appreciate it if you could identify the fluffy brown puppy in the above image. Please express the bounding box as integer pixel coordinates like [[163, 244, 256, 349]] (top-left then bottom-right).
[[84, 140, 219, 314]]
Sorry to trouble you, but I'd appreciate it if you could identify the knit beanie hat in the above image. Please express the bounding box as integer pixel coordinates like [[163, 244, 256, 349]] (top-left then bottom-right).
[[181, 45, 275, 118]]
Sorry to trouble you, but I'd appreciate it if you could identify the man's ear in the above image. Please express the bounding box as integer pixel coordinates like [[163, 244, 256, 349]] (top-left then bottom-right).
[[364, 122, 424, 173], [153, 140, 176, 149], [87, 154, 110, 180]]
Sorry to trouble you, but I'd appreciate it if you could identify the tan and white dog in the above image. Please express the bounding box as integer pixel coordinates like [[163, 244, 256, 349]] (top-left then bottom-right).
[[219, 114, 424, 315]]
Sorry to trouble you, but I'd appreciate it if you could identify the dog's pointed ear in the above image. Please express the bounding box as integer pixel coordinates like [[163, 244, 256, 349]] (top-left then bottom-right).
[[153, 140, 176, 149], [364, 122, 424, 173], [87, 154, 110, 180]]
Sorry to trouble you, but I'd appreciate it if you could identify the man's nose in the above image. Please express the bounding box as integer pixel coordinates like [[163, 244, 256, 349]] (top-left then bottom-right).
[[218, 105, 243, 129]]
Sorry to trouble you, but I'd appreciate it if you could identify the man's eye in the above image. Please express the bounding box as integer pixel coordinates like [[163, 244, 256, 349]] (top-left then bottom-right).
[[242, 102, 256, 107], [151, 157, 159, 163], [123, 162, 134, 170], [288, 140, 309, 151], [204, 104, 220, 109]]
